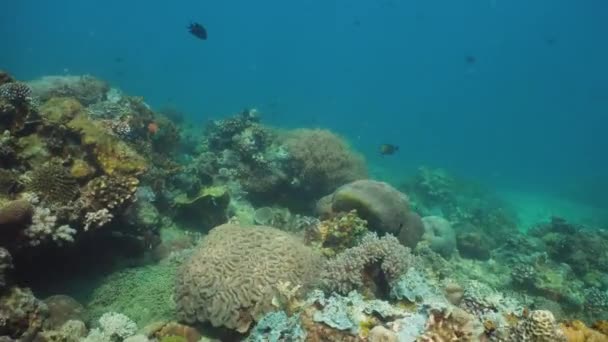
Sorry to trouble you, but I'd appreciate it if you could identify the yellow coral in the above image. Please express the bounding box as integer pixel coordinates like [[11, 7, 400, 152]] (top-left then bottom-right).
[[40, 97, 84, 124], [306, 210, 368, 257], [67, 113, 147, 175], [560, 320, 608, 342], [70, 159, 96, 179]]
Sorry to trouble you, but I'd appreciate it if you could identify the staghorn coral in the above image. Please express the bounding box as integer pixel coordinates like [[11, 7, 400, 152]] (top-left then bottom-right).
[[28, 161, 79, 205], [322, 233, 414, 298], [175, 224, 322, 333], [83, 175, 139, 211], [283, 128, 367, 195], [507, 310, 566, 342], [305, 209, 369, 257]]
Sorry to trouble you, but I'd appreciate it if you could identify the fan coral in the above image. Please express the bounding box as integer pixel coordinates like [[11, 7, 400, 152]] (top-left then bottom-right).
[[507, 310, 566, 342], [175, 224, 322, 333], [28, 161, 79, 205], [283, 128, 367, 195], [322, 233, 414, 298], [421, 216, 456, 258]]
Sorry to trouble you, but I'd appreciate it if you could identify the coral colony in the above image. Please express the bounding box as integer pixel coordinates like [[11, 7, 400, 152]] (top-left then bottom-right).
[[0, 71, 607, 341]]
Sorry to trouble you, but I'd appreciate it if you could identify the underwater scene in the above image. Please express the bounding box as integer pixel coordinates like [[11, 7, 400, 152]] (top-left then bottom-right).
[[1, 0, 607, 341]]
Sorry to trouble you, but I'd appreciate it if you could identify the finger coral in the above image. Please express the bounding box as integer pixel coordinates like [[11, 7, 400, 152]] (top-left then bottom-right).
[[175, 223, 322, 333]]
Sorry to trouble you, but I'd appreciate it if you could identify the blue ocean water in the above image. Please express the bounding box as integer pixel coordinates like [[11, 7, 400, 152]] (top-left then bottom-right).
[[2, 0, 607, 206]]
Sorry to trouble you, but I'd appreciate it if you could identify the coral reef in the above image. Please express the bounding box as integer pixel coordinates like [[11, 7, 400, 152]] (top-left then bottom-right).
[[305, 209, 369, 256], [27, 161, 79, 205], [0, 286, 48, 340], [420, 216, 457, 258], [322, 233, 415, 298], [282, 128, 367, 196], [175, 223, 322, 332], [319, 180, 424, 248]]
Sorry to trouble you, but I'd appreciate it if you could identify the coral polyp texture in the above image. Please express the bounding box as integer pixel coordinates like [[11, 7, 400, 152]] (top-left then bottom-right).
[[175, 223, 322, 333], [283, 128, 368, 195]]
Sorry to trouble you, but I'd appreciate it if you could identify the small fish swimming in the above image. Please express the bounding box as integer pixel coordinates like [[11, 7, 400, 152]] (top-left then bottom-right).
[[379, 144, 399, 155], [188, 22, 207, 40]]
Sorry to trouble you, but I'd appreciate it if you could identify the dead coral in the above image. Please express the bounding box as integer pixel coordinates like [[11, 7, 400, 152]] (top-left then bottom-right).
[[175, 224, 322, 333], [417, 308, 479, 342], [27, 161, 79, 205]]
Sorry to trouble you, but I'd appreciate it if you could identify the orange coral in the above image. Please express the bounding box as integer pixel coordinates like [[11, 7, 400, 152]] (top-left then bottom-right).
[[560, 320, 608, 342]]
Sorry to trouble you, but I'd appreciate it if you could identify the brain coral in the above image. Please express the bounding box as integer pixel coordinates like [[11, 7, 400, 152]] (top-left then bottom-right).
[[175, 224, 322, 333]]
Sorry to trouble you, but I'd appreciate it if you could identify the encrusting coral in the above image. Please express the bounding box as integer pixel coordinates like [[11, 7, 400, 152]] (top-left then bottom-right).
[[305, 209, 369, 256], [175, 223, 323, 333]]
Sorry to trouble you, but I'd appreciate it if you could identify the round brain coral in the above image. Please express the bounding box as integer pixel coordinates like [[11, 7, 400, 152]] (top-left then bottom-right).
[[175, 224, 322, 333]]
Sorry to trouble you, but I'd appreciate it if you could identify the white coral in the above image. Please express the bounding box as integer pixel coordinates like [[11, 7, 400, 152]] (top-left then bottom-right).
[[97, 312, 137, 339], [84, 209, 113, 231], [23, 207, 76, 246]]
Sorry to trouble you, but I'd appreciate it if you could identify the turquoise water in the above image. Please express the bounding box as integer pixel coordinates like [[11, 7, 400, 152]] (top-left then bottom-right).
[[3, 0, 607, 205], [2, 3, 608, 339]]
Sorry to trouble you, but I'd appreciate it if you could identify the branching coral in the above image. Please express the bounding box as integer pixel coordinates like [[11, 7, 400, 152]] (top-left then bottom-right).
[[83, 175, 139, 212], [175, 224, 322, 332], [283, 128, 367, 195], [0, 82, 32, 104], [23, 207, 76, 246], [322, 233, 414, 298]]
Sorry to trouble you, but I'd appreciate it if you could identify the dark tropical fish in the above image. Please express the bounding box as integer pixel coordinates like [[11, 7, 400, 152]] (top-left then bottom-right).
[[188, 22, 207, 40], [465, 55, 476, 64], [379, 144, 399, 155]]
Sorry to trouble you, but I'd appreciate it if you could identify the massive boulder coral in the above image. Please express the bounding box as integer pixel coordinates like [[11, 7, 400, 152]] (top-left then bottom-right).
[[420, 216, 457, 258], [283, 128, 367, 196], [318, 180, 424, 248], [175, 224, 322, 333]]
